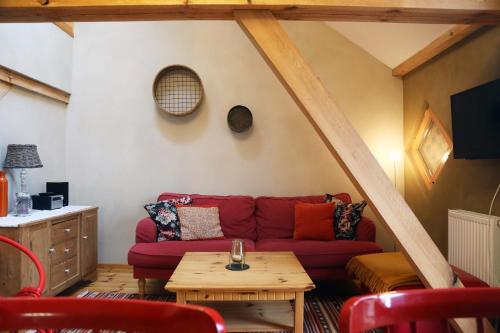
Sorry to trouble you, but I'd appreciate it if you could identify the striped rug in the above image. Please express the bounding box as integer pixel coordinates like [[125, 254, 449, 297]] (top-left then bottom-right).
[[75, 290, 380, 333]]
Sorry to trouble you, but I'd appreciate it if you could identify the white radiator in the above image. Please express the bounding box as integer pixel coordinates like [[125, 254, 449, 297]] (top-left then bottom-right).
[[448, 209, 500, 286]]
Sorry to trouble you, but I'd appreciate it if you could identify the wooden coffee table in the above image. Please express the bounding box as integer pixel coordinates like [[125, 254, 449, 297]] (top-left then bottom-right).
[[165, 251, 315, 333]]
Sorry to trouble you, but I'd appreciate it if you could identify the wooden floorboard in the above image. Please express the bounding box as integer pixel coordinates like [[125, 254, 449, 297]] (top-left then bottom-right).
[[60, 265, 169, 296]]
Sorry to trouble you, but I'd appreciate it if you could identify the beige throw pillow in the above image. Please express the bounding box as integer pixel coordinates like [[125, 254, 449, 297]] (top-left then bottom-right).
[[177, 206, 224, 240]]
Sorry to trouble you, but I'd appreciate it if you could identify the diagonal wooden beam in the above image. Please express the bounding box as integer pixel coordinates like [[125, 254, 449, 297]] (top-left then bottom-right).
[[0, 0, 499, 24], [393, 24, 483, 77], [0, 64, 70, 104], [234, 10, 481, 333], [53, 22, 74, 38]]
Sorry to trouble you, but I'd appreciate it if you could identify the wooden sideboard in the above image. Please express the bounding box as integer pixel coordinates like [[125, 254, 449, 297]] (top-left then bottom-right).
[[0, 206, 98, 296]]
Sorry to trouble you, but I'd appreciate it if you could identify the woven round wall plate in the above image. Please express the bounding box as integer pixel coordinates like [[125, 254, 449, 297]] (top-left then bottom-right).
[[227, 105, 253, 133], [152, 65, 204, 116]]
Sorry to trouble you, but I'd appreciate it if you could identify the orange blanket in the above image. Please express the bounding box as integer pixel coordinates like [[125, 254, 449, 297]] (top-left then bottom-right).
[[346, 252, 421, 293]]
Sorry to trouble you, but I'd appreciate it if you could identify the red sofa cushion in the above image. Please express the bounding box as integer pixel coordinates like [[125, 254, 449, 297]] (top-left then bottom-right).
[[128, 239, 256, 269], [157, 193, 257, 240], [255, 193, 351, 240], [294, 202, 335, 241], [136, 217, 158, 243], [255, 238, 382, 268], [355, 217, 376, 242]]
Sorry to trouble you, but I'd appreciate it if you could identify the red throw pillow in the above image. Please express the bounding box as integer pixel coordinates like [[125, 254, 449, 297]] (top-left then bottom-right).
[[293, 202, 335, 241]]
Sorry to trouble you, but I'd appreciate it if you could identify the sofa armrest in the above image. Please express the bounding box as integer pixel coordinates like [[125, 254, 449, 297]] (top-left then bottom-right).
[[356, 216, 376, 242], [136, 217, 157, 243]]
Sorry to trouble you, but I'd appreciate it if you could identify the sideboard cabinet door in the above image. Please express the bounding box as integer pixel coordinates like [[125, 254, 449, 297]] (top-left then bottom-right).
[[25, 222, 51, 295], [81, 209, 98, 280]]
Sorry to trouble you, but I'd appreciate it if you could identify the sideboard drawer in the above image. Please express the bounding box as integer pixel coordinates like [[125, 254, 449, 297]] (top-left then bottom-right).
[[51, 256, 78, 289], [51, 218, 78, 244], [49, 238, 78, 264]]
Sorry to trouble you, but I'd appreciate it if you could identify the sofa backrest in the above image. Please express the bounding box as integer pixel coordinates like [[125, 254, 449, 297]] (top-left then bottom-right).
[[157, 193, 257, 240], [255, 193, 352, 240]]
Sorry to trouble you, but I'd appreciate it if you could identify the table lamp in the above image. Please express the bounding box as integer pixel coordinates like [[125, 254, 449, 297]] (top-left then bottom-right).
[[3, 144, 43, 216]]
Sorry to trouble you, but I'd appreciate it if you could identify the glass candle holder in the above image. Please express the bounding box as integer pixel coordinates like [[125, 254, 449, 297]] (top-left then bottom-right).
[[15, 169, 32, 216], [229, 239, 245, 267]]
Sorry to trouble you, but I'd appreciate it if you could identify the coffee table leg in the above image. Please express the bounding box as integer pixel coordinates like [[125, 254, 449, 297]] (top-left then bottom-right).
[[294, 292, 304, 333], [176, 292, 186, 304]]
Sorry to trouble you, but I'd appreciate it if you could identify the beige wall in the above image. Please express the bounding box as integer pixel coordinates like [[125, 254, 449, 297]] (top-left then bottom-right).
[[64, 21, 403, 263], [403, 26, 500, 255]]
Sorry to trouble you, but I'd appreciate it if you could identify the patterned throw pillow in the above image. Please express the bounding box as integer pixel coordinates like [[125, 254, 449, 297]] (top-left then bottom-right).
[[177, 206, 224, 241], [333, 201, 367, 240], [144, 196, 192, 241], [325, 193, 367, 240]]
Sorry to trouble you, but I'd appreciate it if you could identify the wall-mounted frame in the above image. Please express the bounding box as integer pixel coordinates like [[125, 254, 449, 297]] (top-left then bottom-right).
[[411, 108, 453, 190]]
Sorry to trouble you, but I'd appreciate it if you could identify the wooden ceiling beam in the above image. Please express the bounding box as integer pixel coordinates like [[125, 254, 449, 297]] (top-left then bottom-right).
[[1, 0, 499, 24], [0, 64, 70, 104], [234, 10, 481, 333], [53, 22, 74, 37], [393, 24, 483, 77]]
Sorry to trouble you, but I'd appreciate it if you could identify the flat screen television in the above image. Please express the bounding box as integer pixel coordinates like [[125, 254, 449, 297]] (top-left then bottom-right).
[[450, 78, 500, 159]]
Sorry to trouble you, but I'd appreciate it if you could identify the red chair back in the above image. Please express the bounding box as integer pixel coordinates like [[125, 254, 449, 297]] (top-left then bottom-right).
[[339, 287, 500, 333], [0, 297, 226, 333]]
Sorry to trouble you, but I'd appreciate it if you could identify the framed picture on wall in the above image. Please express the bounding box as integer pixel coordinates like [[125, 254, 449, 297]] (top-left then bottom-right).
[[411, 108, 453, 190]]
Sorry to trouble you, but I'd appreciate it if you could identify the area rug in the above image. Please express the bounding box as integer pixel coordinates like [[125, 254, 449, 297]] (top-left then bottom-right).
[[74, 290, 380, 333]]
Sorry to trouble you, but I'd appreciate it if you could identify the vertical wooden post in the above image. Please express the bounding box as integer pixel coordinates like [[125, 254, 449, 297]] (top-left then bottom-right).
[[235, 10, 477, 333], [294, 292, 304, 333], [176, 291, 187, 304], [137, 278, 146, 299]]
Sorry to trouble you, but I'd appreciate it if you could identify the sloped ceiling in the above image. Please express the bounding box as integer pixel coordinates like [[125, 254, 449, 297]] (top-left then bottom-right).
[[327, 22, 453, 69]]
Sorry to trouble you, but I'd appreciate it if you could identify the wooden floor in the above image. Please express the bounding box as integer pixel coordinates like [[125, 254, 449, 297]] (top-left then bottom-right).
[[61, 264, 359, 297], [61, 264, 169, 296]]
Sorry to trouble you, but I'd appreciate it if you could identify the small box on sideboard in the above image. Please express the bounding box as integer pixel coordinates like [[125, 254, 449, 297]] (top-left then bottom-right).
[[0, 206, 98, 296]]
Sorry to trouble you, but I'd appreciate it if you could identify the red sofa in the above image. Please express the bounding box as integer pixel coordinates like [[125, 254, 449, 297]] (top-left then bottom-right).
[[128, 192, 383, 293]]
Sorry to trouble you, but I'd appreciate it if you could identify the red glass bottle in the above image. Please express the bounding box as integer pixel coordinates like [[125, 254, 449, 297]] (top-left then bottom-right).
[[0, 170, 8, 217]]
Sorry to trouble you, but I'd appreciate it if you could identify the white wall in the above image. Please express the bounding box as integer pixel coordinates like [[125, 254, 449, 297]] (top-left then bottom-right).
[[67, 21, 403, 263], [0, 23, 72, 210], [0, 23, 73, 91]]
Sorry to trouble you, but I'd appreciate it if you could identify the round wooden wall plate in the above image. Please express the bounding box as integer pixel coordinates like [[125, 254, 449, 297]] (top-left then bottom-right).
[[152, 65, 204, 116], [227, 105, 253, 133]]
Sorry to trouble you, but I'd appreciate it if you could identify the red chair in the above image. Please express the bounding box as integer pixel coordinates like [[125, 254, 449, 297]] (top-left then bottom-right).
[[0, 297, 226, 333], [339, 287, 500, 333]]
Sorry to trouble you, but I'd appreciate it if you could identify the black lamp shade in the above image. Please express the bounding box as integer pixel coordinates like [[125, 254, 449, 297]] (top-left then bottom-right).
[[3, 144, 43, 169]]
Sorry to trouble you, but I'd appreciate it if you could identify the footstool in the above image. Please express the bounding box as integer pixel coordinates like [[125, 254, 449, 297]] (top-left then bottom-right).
[[346, 252, 489, 333], [347, 252, 488, 293]]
